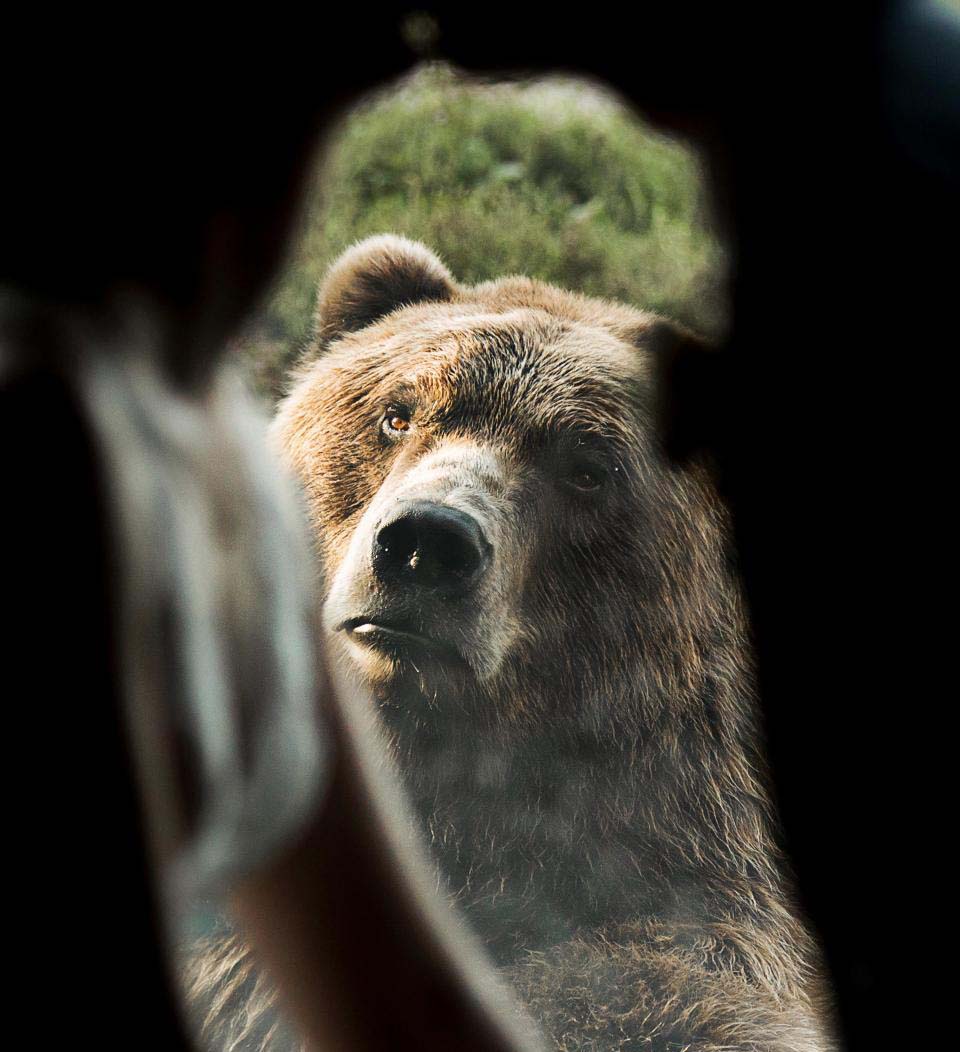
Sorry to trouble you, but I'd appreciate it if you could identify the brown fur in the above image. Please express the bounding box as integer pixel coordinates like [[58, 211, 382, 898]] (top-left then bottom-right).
[[186, 237, 835, 1051]]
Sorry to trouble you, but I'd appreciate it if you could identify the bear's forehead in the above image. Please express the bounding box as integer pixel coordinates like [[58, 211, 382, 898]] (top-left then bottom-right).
[[325, 307, 650, 434]]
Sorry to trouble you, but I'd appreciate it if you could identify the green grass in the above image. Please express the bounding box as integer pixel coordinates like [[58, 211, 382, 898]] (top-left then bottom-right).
[[236, 64, 727, 402]]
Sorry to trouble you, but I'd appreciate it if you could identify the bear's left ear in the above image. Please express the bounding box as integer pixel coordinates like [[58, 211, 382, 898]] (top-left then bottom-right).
[[314, 235, 455, 346]]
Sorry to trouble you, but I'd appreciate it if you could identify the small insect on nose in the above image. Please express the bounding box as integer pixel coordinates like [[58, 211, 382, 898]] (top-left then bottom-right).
[[372, 501, 491, 596]]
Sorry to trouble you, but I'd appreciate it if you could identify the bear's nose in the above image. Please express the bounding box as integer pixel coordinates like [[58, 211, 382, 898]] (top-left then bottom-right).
[[372, 501, 491, 596]]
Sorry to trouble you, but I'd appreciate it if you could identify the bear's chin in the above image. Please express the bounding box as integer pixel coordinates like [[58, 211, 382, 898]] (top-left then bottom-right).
[[335, 628, 482, 712]]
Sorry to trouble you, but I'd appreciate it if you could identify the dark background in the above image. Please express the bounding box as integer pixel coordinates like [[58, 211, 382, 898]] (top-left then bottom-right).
[[5, 4, 956, 1049]]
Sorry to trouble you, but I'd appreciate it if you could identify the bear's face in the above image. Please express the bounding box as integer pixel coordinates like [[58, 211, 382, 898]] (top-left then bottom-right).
[[274, 237, 737, 744]]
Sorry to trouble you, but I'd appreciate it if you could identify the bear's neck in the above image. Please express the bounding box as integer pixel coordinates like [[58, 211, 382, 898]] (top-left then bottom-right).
[[378, 669, 789, 963]]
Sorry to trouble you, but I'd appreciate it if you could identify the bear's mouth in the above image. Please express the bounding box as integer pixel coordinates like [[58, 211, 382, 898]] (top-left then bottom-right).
[[337, 616, 466, 667]]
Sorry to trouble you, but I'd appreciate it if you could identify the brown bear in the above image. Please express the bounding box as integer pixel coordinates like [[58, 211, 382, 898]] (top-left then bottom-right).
[[187, 236, 835, 1051]]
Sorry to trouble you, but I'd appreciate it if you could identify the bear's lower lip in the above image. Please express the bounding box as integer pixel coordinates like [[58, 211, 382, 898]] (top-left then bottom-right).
[[348, 620, 428, 646], [337, 617, 463, 664]]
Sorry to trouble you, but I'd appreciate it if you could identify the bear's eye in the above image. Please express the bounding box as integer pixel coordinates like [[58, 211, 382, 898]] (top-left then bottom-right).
[[382, 408, 413, 436], [564, 463, 606, 493]]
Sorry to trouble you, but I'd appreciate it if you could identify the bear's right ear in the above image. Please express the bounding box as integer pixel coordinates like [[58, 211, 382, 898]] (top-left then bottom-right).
[[644, 319, 725, 467], [314, 235, 455, 346]]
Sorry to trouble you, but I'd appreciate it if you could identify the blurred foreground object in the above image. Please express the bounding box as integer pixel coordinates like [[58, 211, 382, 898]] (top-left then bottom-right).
[[2, 24, 542, 1052]]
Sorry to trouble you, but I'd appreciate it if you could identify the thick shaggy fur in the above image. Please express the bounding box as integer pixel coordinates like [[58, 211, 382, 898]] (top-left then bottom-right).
[[185, 237, 834, 1051]]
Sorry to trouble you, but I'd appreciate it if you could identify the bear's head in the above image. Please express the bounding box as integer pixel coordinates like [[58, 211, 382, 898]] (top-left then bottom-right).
[[273, 236, 748, 753]]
